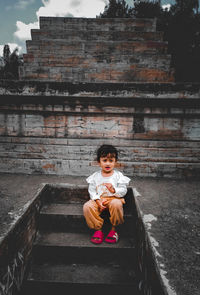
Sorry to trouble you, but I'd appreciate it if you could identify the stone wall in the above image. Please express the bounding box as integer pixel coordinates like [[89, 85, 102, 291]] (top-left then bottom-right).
[[0, 185, 48, 295], [19, 17, 174, 83], [0, 81, 200, 178]]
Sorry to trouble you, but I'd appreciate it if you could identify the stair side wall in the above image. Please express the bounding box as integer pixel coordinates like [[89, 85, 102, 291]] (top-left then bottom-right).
[[0, 185, 49, 295]]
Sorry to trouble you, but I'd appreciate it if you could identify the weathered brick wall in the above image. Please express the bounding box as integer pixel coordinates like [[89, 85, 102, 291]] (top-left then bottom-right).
[[0, 185, 48, 295], [0, 81, 200, 178], [19, 17, 174, 82]]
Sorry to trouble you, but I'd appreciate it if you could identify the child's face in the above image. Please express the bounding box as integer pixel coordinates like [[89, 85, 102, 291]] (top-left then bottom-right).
[[99, 154, 116, 175]]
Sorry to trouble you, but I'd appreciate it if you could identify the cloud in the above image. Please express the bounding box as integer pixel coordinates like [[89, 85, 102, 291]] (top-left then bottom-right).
[[70, 0, 81, 7], [125, 0, 133, 7], [14, 21, 39, 41], [0, 43, 22, 57], [36, 0, 106, 18], [14, 0, 106, 43], [6, 0, 35, 10], [16, 0, 35, 10], [162, 4, 171, 11]]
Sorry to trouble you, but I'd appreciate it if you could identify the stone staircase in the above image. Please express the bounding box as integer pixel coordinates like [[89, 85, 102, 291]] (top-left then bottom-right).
[[20, 17, 174, 82], [20, 186, 139, 295]]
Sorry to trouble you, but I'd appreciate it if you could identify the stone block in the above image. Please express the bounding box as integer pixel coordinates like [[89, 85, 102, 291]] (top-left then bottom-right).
[[39, 17, 156, 32], [31, 29, 163, 42], [25, 40, 168, 55]]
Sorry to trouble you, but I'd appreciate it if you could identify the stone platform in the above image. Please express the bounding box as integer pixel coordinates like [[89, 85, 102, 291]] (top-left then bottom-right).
[[0, 80, 200, 178]]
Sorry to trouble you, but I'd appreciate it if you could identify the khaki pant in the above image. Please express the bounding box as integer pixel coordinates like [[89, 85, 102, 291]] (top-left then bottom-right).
[[83, 197, 125, 230]]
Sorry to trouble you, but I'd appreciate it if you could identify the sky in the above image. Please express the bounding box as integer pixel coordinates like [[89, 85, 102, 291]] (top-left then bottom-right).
[[0, 0, 177, 56]]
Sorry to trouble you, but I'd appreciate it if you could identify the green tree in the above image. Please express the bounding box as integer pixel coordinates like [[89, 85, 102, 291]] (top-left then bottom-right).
[[171, 0, 199, 15], [164, 0, 200, 82], [99, 0, 133, 18], [3, 44, 11, 64], [133, 0, 162, 18], [0, 44, 23, 79]]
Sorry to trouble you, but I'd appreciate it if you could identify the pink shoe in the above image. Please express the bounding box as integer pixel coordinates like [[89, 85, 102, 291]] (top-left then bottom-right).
[[105, 230, 119, 244], [91, 230, 104, 244]]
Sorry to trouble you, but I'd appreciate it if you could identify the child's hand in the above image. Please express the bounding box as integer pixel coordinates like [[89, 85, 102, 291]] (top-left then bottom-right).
[[103, 183, 115, 194], [96, 199, 107, 212]]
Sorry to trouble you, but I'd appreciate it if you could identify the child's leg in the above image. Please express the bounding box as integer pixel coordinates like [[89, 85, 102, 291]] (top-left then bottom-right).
[[104, 198, 125, 243], [83, 200, 104, 230], [107, 198, 125, 227]]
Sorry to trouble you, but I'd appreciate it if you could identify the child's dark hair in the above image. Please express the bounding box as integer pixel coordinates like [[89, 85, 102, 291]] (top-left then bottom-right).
[[96, 144, 118, 162]]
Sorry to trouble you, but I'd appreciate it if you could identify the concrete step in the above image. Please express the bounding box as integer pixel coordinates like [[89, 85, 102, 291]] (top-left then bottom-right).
[[1, 142, 199, 163], [38, 203, 135, 235], [38, 203, 88, 232], [1, 157, 199, 178], [31, 29, 163, 42], [23, 53, 171, 68], [39, 16, 156, 32], [1, 136, 199, 149], [40, 187, 135, 211], [23, 56, 171, 70], [21, 66, 173, 82], [26, 40, 168, 55], [22, 262, 138, 295], [42, 186, 90, 204], [3, 79, 199, 98], [33, 231, 136, 265], [21, 64, 172, 80]]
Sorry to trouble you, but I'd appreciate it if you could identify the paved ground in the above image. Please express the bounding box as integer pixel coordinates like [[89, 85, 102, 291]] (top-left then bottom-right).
[[0, 173, 199, 295]]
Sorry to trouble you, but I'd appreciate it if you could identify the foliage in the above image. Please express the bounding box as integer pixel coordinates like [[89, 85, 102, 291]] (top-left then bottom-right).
[[163, 9, 200, 82], [170, 0, 199, 16], [133, 0, 162, 18], [0, 44, 23, 80], [99, 0, 134, 18], [154, 0, 200, 82]]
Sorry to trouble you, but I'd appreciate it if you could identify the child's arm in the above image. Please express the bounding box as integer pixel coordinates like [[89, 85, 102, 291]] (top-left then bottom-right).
[[88, 183, 100, 200], [114, 183, 128, 197], [113, 172, 131, 197], [104, 182, 128, 198], [103, 183, 115, 194], [88, 183, 107, 211]]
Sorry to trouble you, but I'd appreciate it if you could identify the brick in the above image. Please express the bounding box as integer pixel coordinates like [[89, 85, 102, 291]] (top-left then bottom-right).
[[39, 17, 156, 32], [20, 17, 174, 83], [31, 29, 163, 42]]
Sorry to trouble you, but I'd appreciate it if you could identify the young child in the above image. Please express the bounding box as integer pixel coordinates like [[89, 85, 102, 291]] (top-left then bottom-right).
[[83, 144, 130, 244]]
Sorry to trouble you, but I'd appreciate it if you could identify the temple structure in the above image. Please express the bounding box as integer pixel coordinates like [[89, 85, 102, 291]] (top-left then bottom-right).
[[20, 17, 174, 83], [0, 17, 200, 295], [0, 17, 199, 178]]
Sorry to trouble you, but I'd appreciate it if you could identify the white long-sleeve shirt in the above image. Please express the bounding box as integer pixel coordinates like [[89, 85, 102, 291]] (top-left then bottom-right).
[[86, 170, 131, 201]]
